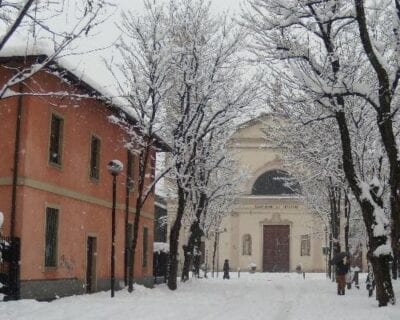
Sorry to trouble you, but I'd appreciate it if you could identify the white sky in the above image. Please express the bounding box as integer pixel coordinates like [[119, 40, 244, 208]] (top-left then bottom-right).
[[57, 0, 244, 94], [129, 0, 243, 14], [0, 0, 247, 97]]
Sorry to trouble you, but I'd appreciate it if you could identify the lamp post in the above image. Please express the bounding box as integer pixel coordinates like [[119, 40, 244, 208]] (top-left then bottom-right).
[[107, 160, 123, 298]]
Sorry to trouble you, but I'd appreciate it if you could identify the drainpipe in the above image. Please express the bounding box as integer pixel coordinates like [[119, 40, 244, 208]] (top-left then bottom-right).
[[124, 152, 132, 285], [10, 83, 23, 238]]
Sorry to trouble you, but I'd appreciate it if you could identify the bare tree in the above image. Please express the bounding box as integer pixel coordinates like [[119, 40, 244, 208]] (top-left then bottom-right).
[[164, 0, 257, 290], [109, 0, 257, 291], [0, 0, 110, 100], [243, 0, 395, 305], [107, 0, 171, 292], [353, 0, 400, 280], [180, 128, 246, 281]]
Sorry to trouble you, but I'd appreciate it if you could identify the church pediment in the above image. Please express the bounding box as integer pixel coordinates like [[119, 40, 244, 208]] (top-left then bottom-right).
[[259, 213, 293, 225]]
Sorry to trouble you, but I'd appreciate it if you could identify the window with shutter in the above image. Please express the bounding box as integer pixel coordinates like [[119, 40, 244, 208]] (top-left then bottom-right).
[[142, 227, 148, 268], [45, 207, 59, 267], [90, 135, 101, 180], [300, 235, 311, 256], [242, 234, 252, 255], [49, 114, 63, 166], [127, 151, 135, 192]]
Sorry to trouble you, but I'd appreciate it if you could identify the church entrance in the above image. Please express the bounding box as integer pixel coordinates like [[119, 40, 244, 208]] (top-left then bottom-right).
[[263, 225, 290, 272]]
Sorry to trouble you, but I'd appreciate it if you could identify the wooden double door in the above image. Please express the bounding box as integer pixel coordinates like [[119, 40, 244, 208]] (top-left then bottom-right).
[[263, 225, 290, 272]]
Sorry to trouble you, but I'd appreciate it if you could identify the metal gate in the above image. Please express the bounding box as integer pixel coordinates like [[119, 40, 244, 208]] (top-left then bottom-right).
[[0, 236, 20, 300]]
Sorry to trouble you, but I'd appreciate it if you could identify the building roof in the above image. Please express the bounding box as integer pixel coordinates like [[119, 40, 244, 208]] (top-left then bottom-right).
[[0, 53, 170, 152]]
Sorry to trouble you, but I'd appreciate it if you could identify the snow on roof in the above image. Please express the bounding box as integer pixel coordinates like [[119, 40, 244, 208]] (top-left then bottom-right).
[[1, 45, 170, 150], [0, 41, 54, 58], [1, 43, 115, 100]]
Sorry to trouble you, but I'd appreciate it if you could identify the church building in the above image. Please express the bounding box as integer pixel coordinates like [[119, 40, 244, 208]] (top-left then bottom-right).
[[208, 115, 326, 273]]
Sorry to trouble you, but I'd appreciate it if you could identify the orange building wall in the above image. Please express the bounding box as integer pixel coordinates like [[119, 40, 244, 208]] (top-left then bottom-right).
[[0, 73, 20, 236], [0, 67, 155, 292]]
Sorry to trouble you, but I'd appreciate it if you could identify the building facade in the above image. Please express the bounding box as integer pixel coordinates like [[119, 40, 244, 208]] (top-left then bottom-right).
[[207, 115, 327, 273], [0, 56, 156, 300]]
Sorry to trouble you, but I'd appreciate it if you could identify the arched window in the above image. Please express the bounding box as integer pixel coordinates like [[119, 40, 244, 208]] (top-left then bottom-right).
[[242, 234, 252, 255], [252, 170, 300, 195]]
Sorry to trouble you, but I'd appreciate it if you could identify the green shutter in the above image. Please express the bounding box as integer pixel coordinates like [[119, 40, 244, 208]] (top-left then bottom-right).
[[45, 208, 59, 267]]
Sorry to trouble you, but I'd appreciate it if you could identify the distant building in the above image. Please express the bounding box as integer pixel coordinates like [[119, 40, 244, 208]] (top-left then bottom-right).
[[209, 115, 327, 273], [0, 55, 161, 300], [171, 115, 328, 274]]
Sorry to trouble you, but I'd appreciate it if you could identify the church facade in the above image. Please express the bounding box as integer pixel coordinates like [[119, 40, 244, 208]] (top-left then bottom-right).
[[207, 115, 327, 273]]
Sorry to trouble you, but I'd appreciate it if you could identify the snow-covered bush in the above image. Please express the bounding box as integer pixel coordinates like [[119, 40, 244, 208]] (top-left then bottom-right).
[[248, 263, 256, 273]]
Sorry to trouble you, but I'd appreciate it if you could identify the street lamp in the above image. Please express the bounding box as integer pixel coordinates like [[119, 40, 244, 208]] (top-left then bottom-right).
[[107, 160, 123, 298]]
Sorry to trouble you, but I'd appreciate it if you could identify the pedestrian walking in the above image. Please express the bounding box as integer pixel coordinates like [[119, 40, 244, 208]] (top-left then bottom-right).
[[346, 267, 353, 289], [223, 259, 230, 280], [366, 264, 375, 297], [352, 266, 360, 289], [335, 255, 350, 295]]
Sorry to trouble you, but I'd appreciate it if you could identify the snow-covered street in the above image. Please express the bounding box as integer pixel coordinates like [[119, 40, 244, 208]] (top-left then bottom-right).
[[1, 273, 399, 320]]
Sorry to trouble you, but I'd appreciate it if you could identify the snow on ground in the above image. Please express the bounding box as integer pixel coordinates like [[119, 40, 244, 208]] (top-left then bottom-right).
[[1, 273, 399, 320]]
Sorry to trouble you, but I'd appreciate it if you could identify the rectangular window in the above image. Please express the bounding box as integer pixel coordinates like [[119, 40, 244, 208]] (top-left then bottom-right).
[[127, 151, 135, 191], [49, 114, 63, 165], [126, 223, 134, 273], [90, 135, 101, 180], [45, 207, 59, 267], [142, 227, 148, 268], [300, 234, 311, 256], [150, 153, 156, 193]]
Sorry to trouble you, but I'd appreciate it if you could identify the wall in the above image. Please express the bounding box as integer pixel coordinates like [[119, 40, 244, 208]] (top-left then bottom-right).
[[0, 66, 155, 299]]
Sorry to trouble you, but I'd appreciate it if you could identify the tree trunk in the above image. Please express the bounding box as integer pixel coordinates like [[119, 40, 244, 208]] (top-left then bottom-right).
[[181, 220, 203, 281], [369, 253, 393, 305], [355, 0, 400, 281], [212, 232, 217, 277], [336, 110, 395, 305], [192, 231, 203, 278], [181, 244, 192, 282], [128, 204, 140, 292], [193, 246, 201, 277], [328, 180, 341, 274], [167, 185, 187, 290], [128, 148, 149, 292], [390, 196, 400, 279], [344, 192, 351, 254], [328, 232, 333, 279]]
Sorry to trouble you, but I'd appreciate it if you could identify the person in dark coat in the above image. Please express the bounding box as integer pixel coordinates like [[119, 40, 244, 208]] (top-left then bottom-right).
[[336, 256, 350, 295], [223, 259, 230, 279]]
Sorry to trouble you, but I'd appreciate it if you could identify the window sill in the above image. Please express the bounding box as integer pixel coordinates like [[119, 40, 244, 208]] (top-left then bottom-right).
[[48, 161, 63, 170], [44, 266, 58, 272], [89, 177, 100, 184]]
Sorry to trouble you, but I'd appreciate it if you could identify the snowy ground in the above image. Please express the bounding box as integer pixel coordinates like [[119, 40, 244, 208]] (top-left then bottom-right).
[[1, 273, 400, 320]]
